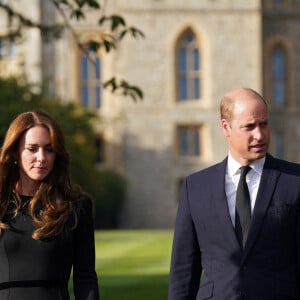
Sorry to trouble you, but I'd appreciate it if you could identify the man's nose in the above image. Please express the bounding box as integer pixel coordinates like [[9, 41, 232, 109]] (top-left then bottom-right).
[[253, 127, 264, 140]]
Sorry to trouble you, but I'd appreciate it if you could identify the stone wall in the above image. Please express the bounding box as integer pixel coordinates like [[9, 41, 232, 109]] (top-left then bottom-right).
[[2, 0, 300, 228]]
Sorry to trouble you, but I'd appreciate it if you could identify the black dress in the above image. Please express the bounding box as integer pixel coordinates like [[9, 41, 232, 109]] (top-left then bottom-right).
[[0, 195, 99, 300]]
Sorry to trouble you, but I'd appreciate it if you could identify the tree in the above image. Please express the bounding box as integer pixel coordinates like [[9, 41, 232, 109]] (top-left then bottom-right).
[[0, 77, 126, 228], [0, 0, 136, 227], [0, 0, 144, 101]]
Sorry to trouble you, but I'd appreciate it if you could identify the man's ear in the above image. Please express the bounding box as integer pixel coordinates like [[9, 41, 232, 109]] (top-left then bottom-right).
[[221, 119, 231, 137]]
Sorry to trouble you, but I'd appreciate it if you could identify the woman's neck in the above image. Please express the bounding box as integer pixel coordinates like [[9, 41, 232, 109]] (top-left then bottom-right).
[[15, 181, 40, 196]]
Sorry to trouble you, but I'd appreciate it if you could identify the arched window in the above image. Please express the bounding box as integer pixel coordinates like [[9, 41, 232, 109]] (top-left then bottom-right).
[[80, 50, 102, 109], [0, 39, 15, 58], [176, 29, 201, 101], [271, 45, 287, 108]]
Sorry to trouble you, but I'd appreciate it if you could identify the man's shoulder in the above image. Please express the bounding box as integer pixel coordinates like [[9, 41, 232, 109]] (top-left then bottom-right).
[[266, 154, 300, 175], [187, 158, 227, 180]]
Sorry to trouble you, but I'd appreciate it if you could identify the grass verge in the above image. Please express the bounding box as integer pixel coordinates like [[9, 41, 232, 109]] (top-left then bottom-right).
[[70, 229, 173, 300]]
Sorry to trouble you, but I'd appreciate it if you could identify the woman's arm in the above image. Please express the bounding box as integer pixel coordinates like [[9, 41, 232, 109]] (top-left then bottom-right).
[[73, 196, 100, 300]]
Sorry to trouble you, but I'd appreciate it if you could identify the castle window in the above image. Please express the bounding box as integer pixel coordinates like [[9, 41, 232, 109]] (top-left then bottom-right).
[[272, 45, 287, 108], [177, 125, 202, 157], [80, 50, 102, 109], [0, 39, 15, 58], [272, 130, 284, 159], [176, 29, 201, 101]]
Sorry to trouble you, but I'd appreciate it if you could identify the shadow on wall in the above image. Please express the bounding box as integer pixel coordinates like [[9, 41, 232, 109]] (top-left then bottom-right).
[[118, 130, 205, 229]]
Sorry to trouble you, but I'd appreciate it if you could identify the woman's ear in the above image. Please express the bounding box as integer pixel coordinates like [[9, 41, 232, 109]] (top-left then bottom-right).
[[13, 152, 19, 165]]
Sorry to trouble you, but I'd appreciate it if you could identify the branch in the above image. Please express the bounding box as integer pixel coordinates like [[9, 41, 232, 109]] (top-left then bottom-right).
[[103, 77, 143, 101], [0, 2, 64, 40], [51, 0, 114, 64], [51, 0, 86, 55], [0, 0, 144, 101]]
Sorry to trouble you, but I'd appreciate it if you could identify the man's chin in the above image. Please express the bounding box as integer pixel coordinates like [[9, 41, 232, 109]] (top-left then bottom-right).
[[251, 151, 267, 159]]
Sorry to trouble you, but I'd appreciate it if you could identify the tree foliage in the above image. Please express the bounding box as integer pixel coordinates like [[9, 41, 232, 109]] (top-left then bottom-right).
[[0, 77, 126, 228], [0, 0, 144, 101]]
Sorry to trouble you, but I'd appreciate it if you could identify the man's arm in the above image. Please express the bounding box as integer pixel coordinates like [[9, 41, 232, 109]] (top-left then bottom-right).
[[168, 177, 202, 300]]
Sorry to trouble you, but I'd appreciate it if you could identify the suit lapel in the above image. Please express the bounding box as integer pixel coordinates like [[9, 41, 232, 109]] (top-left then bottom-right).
[[242, 154, 281, 262]]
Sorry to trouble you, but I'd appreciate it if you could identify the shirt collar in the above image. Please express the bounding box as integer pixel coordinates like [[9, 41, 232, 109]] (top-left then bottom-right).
[[227, 152, 266, 177]]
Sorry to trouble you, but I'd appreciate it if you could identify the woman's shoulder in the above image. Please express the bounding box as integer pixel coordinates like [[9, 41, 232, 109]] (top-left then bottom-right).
[[70, 189, 95, 221], [75, 192, 94, 211]]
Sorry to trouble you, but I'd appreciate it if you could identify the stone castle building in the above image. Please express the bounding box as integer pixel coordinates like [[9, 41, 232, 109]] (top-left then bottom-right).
[[1, 0, 300, 228]]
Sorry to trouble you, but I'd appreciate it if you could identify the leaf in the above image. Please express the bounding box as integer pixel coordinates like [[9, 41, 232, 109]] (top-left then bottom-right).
[[74, 0, 100, 9], [119, 29, 127, 40], [74, 0, 85, 8], [0, 1, 144, 102], [131, 86, 144, 99], [103, 40, 115, 52], [88, 40, 100, 52], [70, 9, 85, 20], [86, 0, 100, 9], [103, 77, 117, 92], [98, 16, 106, 25], [118, 27, 145, 41], [104, 79, 143, 101], [111, 15, 126, 31], [129, 27, 145, 39]]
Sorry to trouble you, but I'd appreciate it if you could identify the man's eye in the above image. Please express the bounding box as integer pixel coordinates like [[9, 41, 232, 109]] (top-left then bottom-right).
[[245, 125, 254, 130], [260, 122, 268, 128]]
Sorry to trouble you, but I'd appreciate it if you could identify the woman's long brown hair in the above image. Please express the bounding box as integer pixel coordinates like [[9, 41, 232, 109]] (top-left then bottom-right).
[[0, 110, 79, 239]]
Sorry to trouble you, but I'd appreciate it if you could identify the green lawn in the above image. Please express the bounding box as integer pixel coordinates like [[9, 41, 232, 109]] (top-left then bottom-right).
[[70, 230, 173, 300]]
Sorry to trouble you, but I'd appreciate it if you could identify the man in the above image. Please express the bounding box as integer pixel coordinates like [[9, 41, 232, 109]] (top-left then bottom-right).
[[168, 87, 300, 300]]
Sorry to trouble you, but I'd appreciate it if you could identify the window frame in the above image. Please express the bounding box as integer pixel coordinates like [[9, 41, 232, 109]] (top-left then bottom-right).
[[176, 124, 203, 158], [271, 45, 287, 108], [175, 28, 201, 102], [264, 37, 292, 111], [0, 39, 15, 58], [79, 48, 102, 109]]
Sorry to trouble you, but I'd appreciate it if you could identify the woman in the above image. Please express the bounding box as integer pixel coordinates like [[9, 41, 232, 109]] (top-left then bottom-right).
[[0, 110, 99, 300]]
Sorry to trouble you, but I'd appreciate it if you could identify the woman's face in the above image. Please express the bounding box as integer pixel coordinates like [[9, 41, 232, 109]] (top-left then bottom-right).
[[17, 126, 56, 193]]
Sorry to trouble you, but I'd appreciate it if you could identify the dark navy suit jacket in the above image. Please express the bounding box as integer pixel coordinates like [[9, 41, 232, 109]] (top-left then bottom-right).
[[168, 154, 300, 300]]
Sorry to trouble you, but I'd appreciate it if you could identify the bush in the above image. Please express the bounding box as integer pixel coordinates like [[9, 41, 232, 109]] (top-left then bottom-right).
[[94, 170, 126, 229], [0, 76, 126, 228]]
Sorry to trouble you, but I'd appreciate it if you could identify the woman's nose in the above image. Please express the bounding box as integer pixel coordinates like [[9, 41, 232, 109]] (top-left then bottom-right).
[[37, 149, 46, 161]]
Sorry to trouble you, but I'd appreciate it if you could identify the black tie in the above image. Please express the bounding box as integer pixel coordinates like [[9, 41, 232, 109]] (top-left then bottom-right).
[[235, 165, 251, 248]]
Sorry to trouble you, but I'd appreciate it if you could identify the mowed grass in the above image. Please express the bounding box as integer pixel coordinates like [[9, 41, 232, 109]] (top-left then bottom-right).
[[70, 230, 173, 300]]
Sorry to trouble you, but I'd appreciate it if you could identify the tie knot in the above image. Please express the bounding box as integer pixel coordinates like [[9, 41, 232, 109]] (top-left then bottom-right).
[[240, 165, 251, 178]]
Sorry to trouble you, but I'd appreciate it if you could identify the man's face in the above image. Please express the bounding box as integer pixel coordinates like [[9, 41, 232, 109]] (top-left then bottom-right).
[[222, 96, 270, 165]]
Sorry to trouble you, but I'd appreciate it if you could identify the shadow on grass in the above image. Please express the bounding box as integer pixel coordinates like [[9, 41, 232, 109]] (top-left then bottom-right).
[[100, 274, 169, 300]]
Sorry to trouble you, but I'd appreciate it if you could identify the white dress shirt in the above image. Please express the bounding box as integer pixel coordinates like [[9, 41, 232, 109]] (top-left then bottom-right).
[[225, 153, 265, 226]]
